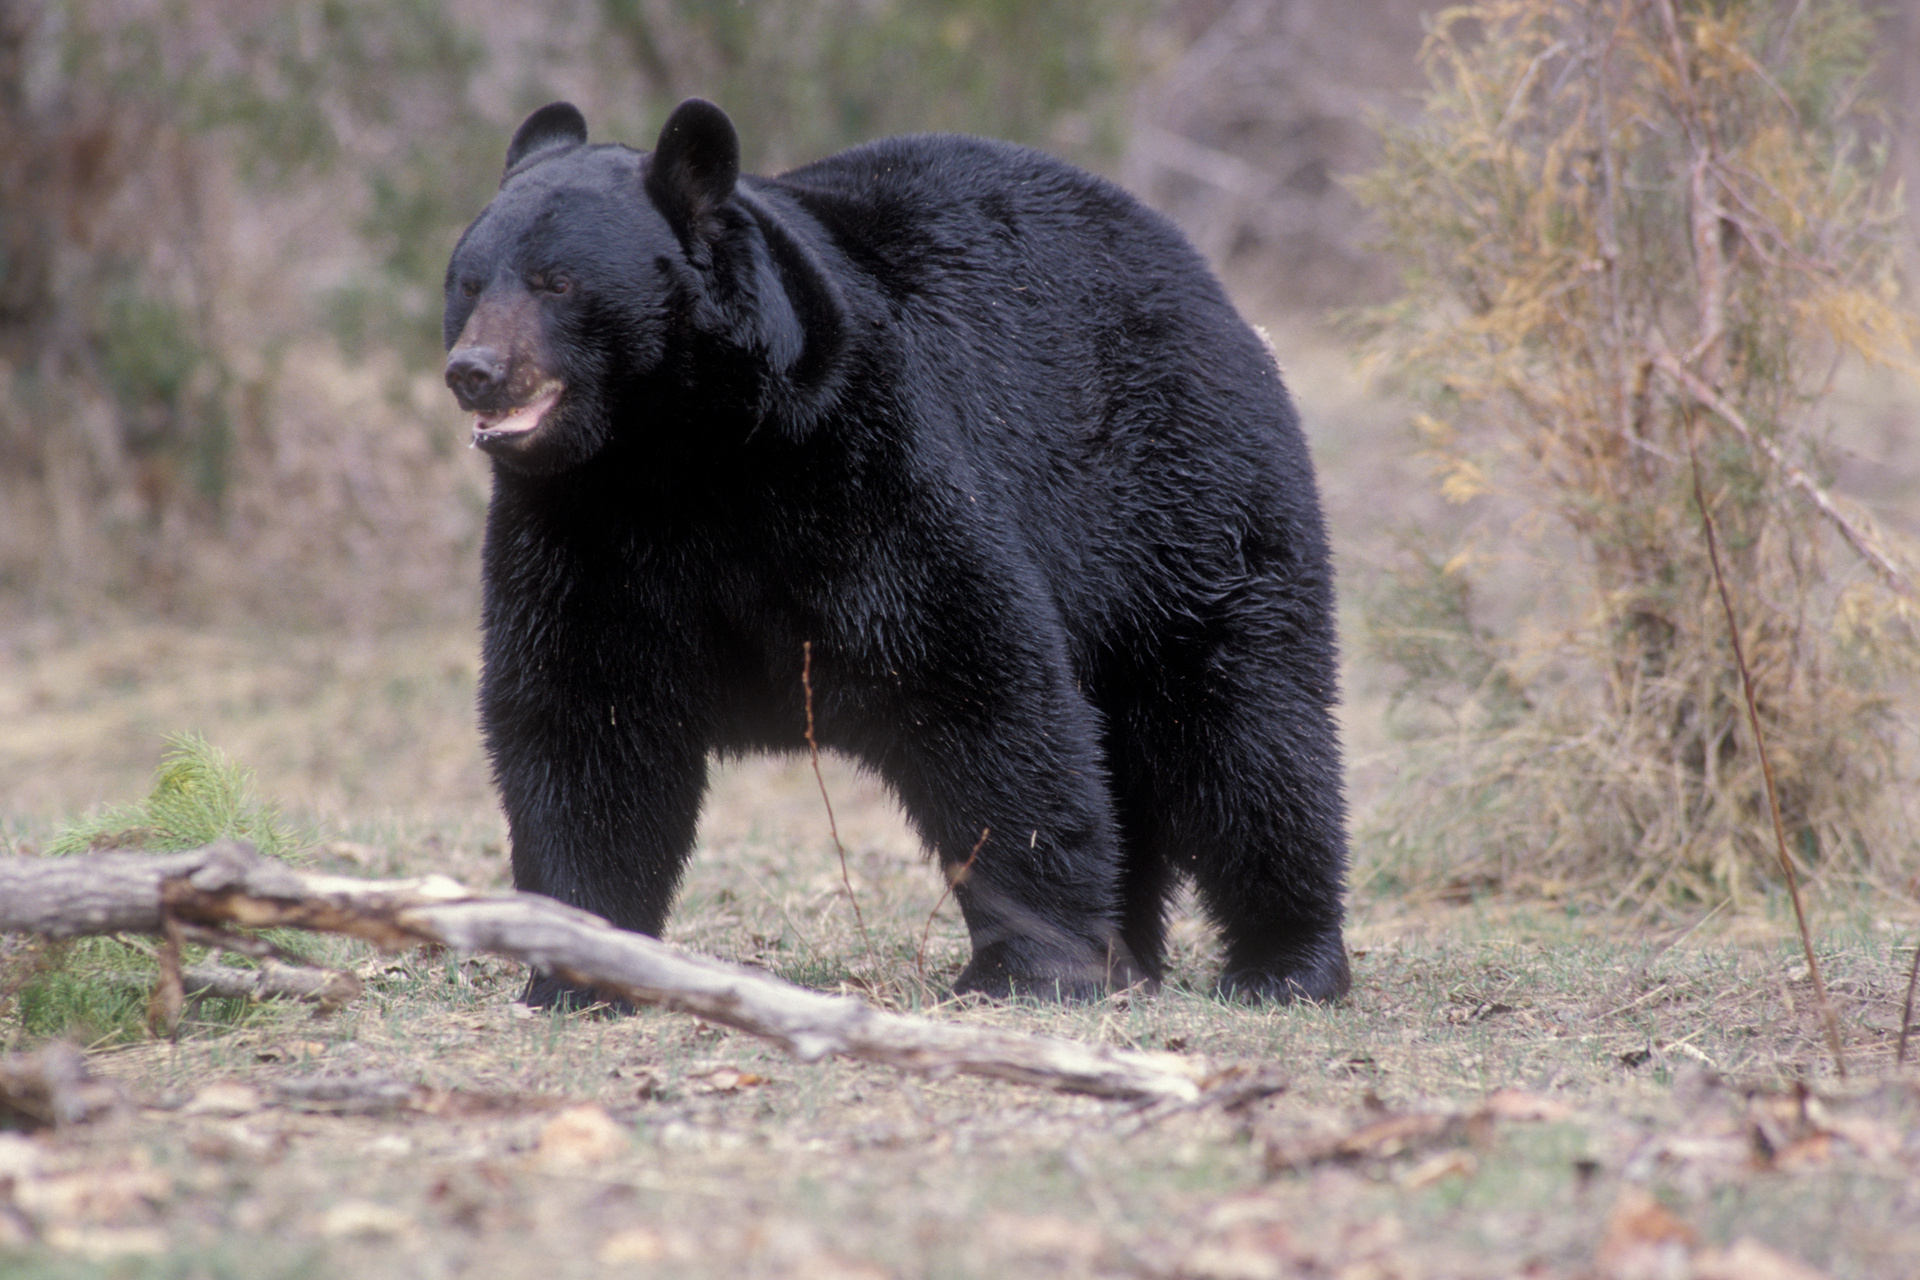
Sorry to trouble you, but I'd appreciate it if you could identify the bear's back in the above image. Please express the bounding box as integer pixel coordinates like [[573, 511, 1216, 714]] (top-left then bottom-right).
[[757, 134, 1316, 650], [765, 135, 1214, 310]]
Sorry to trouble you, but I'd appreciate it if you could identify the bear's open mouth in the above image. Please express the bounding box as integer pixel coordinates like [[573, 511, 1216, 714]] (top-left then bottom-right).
[[471, 383, 564, 448]]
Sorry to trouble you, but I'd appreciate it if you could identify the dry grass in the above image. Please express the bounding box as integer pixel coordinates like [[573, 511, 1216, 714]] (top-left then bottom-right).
[[7, 6, 1920, 1272], [4, 595, 1920, 1278], [2, 858, 1917, 1279], [1, 319, 1915, 1280], [1350, 0, 1920, 908]]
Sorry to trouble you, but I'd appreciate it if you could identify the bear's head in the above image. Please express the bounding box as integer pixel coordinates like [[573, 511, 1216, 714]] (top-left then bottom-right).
[[443, 99, 844, 476]]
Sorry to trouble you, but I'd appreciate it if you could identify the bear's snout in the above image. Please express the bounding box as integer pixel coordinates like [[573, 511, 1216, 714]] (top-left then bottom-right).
[[445, 347, 509, 410]]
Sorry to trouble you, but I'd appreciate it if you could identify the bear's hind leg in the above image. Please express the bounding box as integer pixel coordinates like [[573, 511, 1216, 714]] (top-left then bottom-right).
[[1107, 658, 1351, 1005], [1193, 713, 1351, 1003], [868, 676, 1141, 1002]]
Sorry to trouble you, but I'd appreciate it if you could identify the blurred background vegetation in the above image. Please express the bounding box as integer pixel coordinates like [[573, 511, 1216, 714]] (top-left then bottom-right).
[[2, 0, 1917, 909], [1353, 0, 1920, 907], [0, 0, 1166, 624]]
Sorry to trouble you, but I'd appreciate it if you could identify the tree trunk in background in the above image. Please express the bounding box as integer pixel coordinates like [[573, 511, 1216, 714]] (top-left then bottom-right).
[[1890, 4, 1920, 289], [1125, 0, 1431, 310], [1131, 0, 1920, 312]]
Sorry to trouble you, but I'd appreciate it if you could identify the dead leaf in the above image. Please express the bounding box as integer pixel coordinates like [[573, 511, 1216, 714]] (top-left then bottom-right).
[[1265, 1091, 1571, 1176], [1201, 1193, 1290, 1233], [180, 1082, 261, 1117], [0, 1043, 123, 1129], [41, 1225, 169, 1258], [532, 1103, 627, 1169], [1770, 1132, 1834, 1171], [689, 1066, 772, 1094], [792, 1253, 894, 1280], [1180, 1238, 1290, 1280], [1693, 1238, 1831, 1280], [981, 1211, 1104, 1261], [1483, 1090, 1573, 1122], [0, 1132, 43, 1182], [1746, 1086, 1831, 1170], [1266, 1110, 1456, 1172], [0, 1206, 32, 1249], [1402, 1150, 1476, 1189], [185, 1121, 282, 1161], [13, 1160, 171, 1225], [1183, 1194, 1301, 1280], [1594, 1185, 1694, 1280], [598, 1227, 670, 1263], [319, 1199, 413, 1239], [1823, 1115, 1902, 1162], [323, 841, 383, 866]]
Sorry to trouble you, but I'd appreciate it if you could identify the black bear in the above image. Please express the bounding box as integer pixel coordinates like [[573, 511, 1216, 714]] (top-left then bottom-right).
[[443, 99, 1349, 1007]]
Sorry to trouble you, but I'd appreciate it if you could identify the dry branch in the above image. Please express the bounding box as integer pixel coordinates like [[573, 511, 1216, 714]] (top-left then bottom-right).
[[106, 959, 364, 1010], [1687, 437, 1849, 1081], [1654, 347, 1915, 599], [0, 1042, 123, 1129], [0, 843, 1215, 1103]]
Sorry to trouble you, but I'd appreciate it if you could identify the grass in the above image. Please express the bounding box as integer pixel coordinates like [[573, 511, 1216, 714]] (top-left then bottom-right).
[[2, 325, 1916, 1276], [2, 698, 1916, 1278], [4, 736, 328, 1046], [10, 906, 1913, 1278]]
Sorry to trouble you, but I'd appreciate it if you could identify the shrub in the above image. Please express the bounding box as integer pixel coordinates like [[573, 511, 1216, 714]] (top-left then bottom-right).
[[47, 732, 300, 859], [1353, 0, 1920, 907]]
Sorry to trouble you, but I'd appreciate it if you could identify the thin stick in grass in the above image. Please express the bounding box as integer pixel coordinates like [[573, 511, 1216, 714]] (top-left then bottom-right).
[[801, 641, 875, 962], [1899, 938, 1919, 1068], [1687, 430, 1848, 1080], [1900, 876, 1919, 1068], [917, 827, 987, 984]]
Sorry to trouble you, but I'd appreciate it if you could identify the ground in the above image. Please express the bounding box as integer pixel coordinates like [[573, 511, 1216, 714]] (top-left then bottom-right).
[[2, 329, 1918, 1279]]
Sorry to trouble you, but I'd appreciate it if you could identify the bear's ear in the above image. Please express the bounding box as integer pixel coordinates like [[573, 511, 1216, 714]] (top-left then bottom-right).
[[646, 98, 740, 254], [505, 103, 588, 177]]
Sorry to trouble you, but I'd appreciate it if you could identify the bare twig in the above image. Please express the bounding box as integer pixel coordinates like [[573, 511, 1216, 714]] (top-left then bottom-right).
[[1687, 432, 1848, 1080], [113, 919, 364, 1013], [801, 640, 875, 960], [109, 956, 363, 1010], [148, 912, 186, 1036], [1655, 0, 1726, 376], [0, 844, 1220, 1103], [183, 960, 361, 1008], [916, 827, 986, 982], [1589, 7, 1635, 445], [1901, 877, 1919, 1068], [1899, 940, 1919, 1067], [1654, 348, 1914, 598]]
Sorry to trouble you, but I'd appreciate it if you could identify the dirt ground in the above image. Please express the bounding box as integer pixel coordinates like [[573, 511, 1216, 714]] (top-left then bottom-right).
[[4, 329, 1919, 1279]]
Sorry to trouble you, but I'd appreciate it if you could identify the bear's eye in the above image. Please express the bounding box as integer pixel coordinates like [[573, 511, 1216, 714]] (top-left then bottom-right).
[[545, 275, 573, 296], [459, 280, 479, 299]]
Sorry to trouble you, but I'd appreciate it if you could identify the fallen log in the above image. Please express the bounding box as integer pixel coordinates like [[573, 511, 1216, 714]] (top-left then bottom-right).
[[0, 842, 1222, 1103], [108, 960, 364, 1010]]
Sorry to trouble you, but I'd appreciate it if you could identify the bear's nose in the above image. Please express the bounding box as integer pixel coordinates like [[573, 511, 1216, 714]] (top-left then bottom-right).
[[445, 347, 508, 407]]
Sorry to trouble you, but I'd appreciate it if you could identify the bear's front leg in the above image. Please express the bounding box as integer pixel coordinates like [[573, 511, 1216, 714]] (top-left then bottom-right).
[[480, 628, 711, 1010]]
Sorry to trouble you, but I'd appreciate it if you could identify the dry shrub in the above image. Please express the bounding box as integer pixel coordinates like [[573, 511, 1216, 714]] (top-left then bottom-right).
[[1352, 0, 1920, 907], [0, 0, 1145, 628], [0, 0, 496, 625]]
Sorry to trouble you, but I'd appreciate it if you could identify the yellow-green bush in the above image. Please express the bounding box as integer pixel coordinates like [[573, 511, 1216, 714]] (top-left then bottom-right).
[[1354, 0, 1919, 906]]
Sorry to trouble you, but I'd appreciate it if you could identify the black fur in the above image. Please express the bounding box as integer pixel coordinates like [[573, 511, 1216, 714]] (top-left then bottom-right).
[[443, 99, 1350, 1007]]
